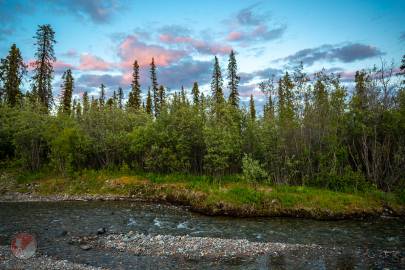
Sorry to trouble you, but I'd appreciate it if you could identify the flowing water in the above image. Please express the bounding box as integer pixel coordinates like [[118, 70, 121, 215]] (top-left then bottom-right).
[[0, 201, 404, 269]]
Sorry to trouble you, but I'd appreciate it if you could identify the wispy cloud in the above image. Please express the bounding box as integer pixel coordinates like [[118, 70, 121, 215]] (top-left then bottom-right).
[[45, 0, 125, 23], [159, 33, 232, 55], [78, 53, 113, 71], [276, 43, 384, 66], [224, 3, 286, 46]]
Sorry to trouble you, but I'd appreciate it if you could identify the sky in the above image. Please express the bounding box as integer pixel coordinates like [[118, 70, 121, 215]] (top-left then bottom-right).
[[0, 0, 404, 108]]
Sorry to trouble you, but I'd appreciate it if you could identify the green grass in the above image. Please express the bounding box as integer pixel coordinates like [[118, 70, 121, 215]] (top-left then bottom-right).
[[2, 169, 404, 219]]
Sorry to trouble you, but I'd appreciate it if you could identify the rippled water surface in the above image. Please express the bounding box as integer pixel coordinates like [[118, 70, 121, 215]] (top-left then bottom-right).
[[0, 201, 404, 269]]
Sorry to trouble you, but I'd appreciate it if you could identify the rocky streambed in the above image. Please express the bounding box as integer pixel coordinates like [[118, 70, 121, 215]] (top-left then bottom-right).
[[0, 200, 404, 269]]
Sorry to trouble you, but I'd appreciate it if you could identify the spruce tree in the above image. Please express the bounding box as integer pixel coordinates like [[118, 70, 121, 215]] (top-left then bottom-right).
[[60, 68, 74, 115], [128, 60, 141, 110], [82, 91, 89, 114], [72, 98, 77, 117], [99, 83, 106, 108], [1, 44, 27, 107], [158, 85, 165, 110], [227, 50, 240, 107], [191, 82, 199, 106], [117, 87, 124, 109], [180, 85, 186, 103], [211, 56, 224, 111], [150, 58, 159, 116], [90, 95, 98, 111], [249, 94, 256, 120], [32, 24, 56, 112], [75, 100, 82, 118], [146, 88, 152, 115]]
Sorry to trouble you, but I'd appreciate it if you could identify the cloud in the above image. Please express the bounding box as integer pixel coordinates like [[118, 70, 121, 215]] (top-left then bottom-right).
[[239, 67, 283, 84], [61, 49, 78, 58], [120, 59, 212, 91], [227, 25, 286, 43], [45, 0, 124, 23], [117, 35, 187, 69], [76, 74, 125, 96], [276, 43, 384, 66], [54, 60, 75, 74], [159, 33, 232, 55], [157, 59, 212, 89], [225, 4, 286, 45], [158, 25, 191, 36], [236, 3, 268, 26], [78, 53, 113, 71], [0, 0, 35, 40]]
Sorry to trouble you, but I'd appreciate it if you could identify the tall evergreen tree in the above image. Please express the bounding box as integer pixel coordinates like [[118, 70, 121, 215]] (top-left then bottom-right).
[[32, 24, 56, 111], [82, 91, 89, 114], [1, 44, 27, 107], [227, 50, 240, 107], [158, 85, 166, 110], [278, 72, 295, 126], [150, 58, 159, 116], [180, 85, 186, 103], [211, 56, 224, 109], [249, 94, 256, 120], [72, 98, 77, 117], [75, 100, 82, 118], [99, 83, 106, 108], [117, 87, 124, 109], [191, 82, 199, 106], [128, 60, 141, 110], [60, 68, 74, 115], [90, 95, 98, 111], [146, 88, 152, 115]]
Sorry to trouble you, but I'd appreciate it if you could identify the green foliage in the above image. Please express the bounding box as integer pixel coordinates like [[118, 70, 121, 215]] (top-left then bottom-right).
[[241, 154, 268, 184], [0, 25, 404, 196]]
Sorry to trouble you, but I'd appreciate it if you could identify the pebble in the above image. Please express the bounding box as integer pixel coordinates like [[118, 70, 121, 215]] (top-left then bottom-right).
[[80, 244, 92, 251]]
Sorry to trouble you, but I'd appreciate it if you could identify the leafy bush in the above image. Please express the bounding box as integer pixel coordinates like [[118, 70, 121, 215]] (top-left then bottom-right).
[[241, 154, 268, 184], [313, 166, 372, 192]]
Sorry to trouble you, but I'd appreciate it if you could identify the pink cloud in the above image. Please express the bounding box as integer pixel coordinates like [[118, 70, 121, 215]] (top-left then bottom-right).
[[159, 33, 232, 55], [227, 31, 244, 41], [54, 60, 74, 70], [121, 72, 132, 85], [78, 54, 112, 71], [118, 35, 186, 69], [26, 59, 74, 73]]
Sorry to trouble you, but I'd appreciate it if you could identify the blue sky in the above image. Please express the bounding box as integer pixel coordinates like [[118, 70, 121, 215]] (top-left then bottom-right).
[[0, 0, 404, 106]]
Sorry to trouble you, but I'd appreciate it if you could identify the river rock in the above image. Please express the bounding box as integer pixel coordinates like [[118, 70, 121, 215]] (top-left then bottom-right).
[[79, 244, 91, 251], [96, 227, 106, 235], [58, 230, 68, 237]]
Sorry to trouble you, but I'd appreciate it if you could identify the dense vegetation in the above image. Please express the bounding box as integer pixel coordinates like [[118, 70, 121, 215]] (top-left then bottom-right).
[[1, 25, 405, 197]]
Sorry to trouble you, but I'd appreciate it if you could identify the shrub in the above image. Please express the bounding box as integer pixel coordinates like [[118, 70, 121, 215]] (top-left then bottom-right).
[[241, 154, 268, 184]]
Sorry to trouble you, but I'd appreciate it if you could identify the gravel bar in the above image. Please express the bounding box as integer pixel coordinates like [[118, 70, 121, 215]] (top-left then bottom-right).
[[82, 231, 321, 260], [0, 246, 105, 270]]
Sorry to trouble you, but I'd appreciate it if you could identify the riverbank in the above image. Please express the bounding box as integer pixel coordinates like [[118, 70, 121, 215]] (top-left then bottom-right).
[[1, 170, 404, 220]]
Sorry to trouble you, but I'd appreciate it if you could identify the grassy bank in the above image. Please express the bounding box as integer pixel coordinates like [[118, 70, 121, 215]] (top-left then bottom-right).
[[1, 169, 404, 220]]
